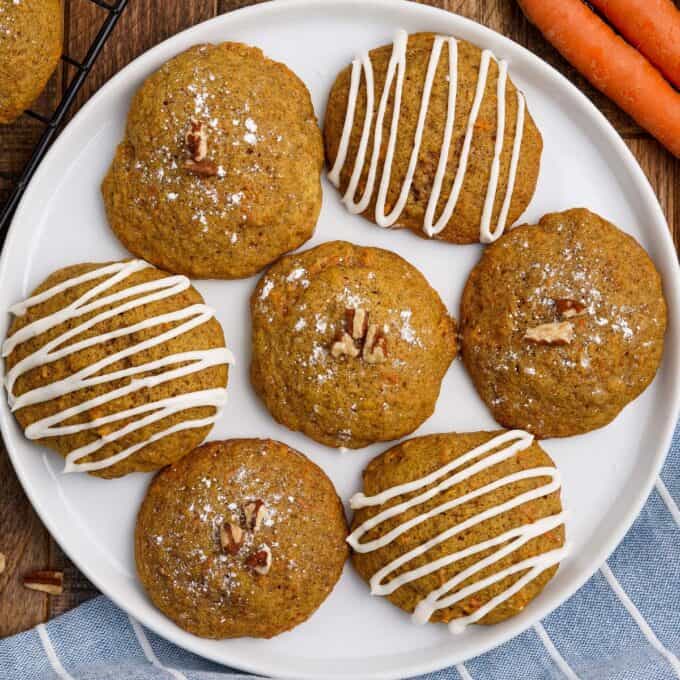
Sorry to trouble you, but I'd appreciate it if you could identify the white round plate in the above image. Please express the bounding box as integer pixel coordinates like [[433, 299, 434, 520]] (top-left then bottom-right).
[[1, 1, 679, 678]]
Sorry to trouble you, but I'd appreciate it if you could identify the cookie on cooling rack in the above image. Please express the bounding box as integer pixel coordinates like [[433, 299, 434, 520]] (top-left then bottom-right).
[[324, 31, 542, 244], [102, 42, 324, 279], [348, 429, 566, 632], [250, 240, 457, 449], [0, 0, 63, 124], [3, 260, 231, 478], [459, 208, 667, 438], [135, 438, 348, 639]]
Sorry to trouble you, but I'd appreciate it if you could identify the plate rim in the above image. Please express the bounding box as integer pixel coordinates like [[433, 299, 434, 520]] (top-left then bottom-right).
[[1, 0, 679, 678]]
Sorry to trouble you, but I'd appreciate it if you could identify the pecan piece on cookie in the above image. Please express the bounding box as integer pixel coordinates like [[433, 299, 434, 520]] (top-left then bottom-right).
[[524, 321, 574, 346]]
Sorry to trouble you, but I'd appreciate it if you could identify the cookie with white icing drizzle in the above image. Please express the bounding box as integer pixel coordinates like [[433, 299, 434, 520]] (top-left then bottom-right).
[[3, 260, 233, 478], [348, 430, 566, 631], [460, 208, 667, 438], [324, 31, 542, 244]]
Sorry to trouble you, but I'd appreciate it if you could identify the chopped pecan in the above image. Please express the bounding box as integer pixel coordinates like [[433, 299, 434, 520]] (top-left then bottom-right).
[[185, 118, 208, 162], [184, 159, 218, 177], [363, 324, 388, 364], [332, 307, 389, 363], [243, 499, 266, 532], [554, 299, 585, 319], [220, 522, 244, 555], [524, 321, 574, 346], [245, 544, 272, 575], [0, 552, 5, 575], [331, 332, 360, 358], [23, 570, 63, 595], [346, 307, 369, 340]]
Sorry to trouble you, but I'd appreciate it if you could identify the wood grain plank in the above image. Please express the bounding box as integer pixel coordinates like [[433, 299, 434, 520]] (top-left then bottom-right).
[[0, 447, 49, 636], [218, 0, 267, 11]]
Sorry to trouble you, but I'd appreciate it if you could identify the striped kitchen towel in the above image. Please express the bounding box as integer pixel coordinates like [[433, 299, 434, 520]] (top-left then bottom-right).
[[1, 421, 679, 680]]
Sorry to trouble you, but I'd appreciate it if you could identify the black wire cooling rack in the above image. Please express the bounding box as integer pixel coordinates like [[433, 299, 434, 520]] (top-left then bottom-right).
[[0, 0, 129, 245]]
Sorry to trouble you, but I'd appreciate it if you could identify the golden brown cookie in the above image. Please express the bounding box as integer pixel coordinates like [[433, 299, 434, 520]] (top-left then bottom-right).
[[102, 42, 323, 279], [250, 241, 457, 448], [0, 0, 63, 124], [460, 208, 667, 438], [3, 260, 231, 478], [349, 430, 565, 631], [324, 31, 542, 244], [135, 439, 349, 639]]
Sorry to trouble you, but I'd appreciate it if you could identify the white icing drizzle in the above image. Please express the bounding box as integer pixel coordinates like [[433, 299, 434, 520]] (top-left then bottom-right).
[[495, 88, 525, 240], [347, 430, 567, 634], [480, 59, 508, 242], [2, 260, 234, 474], [329, 29, 526, 243]]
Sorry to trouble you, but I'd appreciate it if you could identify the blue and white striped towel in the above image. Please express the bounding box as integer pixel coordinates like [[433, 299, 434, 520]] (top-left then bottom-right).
[[1, 421, 679, 680]]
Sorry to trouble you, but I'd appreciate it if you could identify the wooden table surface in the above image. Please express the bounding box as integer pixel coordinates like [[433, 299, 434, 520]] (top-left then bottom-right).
[[0, 0, 678, 638]]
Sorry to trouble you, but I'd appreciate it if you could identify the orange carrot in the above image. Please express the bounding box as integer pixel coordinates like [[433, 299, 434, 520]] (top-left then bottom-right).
[[588, 0, 680, 89], [517, 0, 680, 157]]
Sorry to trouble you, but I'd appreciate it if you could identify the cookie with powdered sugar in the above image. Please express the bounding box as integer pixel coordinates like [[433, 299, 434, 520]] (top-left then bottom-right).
[[135, 438, 348, 638], [460, 208, 666, 438], [250, 240, 457, 449], [103, 42, 323, 279]]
